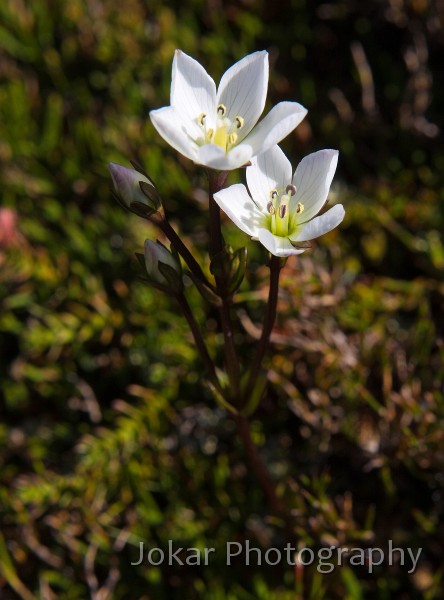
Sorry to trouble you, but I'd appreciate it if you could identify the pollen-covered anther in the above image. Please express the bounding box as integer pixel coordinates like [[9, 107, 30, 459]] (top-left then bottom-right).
[[198, 113, 207, 126], [217, 104, 226, 116], [270, 189, 278, 200], [286, 184, 297, 196], [235, 116, 244, 129], [296, 202, 305, 214], [229, 133, 238, 146], [267, 200, 275, 214], [279, 204, 287, 218]]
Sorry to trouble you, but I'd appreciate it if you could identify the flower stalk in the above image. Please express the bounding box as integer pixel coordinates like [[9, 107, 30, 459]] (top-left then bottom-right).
[[207, 169, 241, 400], [157, 215, 214, 292], [176, 292, 222, 396], [242, 255, 282, 408], [207, 170, 228, 259]]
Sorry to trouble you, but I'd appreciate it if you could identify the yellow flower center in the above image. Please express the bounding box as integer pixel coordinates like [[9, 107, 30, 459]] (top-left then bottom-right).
[[267, 184, 304, 237], [196, 105, 245, 153]]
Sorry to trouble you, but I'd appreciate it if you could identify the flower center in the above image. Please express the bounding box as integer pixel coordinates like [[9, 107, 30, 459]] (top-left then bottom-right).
[[267, 184, 304, 237], [196, 104, 245, 153]]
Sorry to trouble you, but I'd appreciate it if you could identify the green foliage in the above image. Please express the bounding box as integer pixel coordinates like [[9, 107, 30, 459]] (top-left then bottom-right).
[[1, 0, 443, 598]]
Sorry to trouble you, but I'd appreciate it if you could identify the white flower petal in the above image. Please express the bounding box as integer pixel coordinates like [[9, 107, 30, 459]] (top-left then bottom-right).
[[171, 50, 217, 128], [217, 51, 268, 141], [196, 143, 253, 170], [257, 228, 305, 257], [289, 204, 345, 242], [246, 145, 292, 211], [243, 102, 307, 157], [213, 184, 264, 238], [149, 107, 198, 161], [291, 149, 338, 222]]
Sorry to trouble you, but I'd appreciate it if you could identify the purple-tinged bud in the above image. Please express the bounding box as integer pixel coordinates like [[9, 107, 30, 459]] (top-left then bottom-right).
[[143, 239, 182, 291], [109, 163, 161, 213]]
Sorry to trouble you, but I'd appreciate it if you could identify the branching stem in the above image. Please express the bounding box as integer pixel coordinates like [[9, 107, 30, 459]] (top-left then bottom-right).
[[158, 217, 213, 291]]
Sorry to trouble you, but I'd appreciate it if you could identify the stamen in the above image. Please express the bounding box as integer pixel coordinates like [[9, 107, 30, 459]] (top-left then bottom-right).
[[198, 113, 207, 126], [217, 104, 226, 116], [270, 189, 278, 200], [296, 202, 305, 214], [279, 204, 287, 218], [286, 184, 297, 196], [267, 201, 275, 215], [207, 128, 214, 140], [229, 133, 238, 146], [235, 116, 244, 129]]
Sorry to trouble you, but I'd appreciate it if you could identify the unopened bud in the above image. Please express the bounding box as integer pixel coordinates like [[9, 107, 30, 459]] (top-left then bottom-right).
[[143, 240, 182, 291], [109, 163, 162, 213]]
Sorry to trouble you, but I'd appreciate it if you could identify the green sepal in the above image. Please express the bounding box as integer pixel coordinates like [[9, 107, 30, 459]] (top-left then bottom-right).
[[227, 246, 247, 294], [205, 380, 238, 415], [210, 245, 248, 295], [111, 190, 130, 212], [129, 200, 157, 219], [139, 180, 162, 211], [289, 239, 312, 249], [135, 252, 146, 270], [209, 245, 232, 280], [130, 159, 149, 177], [157, 261, 183, 293]]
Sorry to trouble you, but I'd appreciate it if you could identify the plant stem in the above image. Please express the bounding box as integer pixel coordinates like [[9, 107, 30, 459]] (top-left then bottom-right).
[[243, 255, 282, 406], [207, 170, 228, 259], [207, 176, 285, 517], [235, 415, 283, 514], [207, 169, 240, 398], [176, 293, 221, 394], [219, 299, 240, 397], [158, 218, 213, 290]]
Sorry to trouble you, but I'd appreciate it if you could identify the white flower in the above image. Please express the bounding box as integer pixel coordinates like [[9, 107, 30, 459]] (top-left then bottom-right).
[[213, 145, 345, 257], [150, 50, 307, 171]]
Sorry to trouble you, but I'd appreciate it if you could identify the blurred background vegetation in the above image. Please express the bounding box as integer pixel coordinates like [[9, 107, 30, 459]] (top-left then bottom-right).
[[0, 0, 443, 598]]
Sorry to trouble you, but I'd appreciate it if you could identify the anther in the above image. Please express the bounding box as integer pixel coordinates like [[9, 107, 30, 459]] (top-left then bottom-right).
[[296, 202, 305, 214], [235, 116, 244, 129], [198, 113, 207, 126], [286, 184, 297, 196], [270, 189, 278, 200], [229, 133, 238, 146], [267, 201, 275, 215], [217, 104, 226, 116], [279, 204, 287, 218]]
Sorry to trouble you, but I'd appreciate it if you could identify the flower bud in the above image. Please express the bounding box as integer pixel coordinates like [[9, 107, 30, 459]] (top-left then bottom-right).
[[143, 239, 182, 291], [109, 163, 162, 214]]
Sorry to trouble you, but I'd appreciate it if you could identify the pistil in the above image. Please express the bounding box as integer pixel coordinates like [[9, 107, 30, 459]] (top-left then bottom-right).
[[267, 184, 302, 238], [197, 105, 245, 153]]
